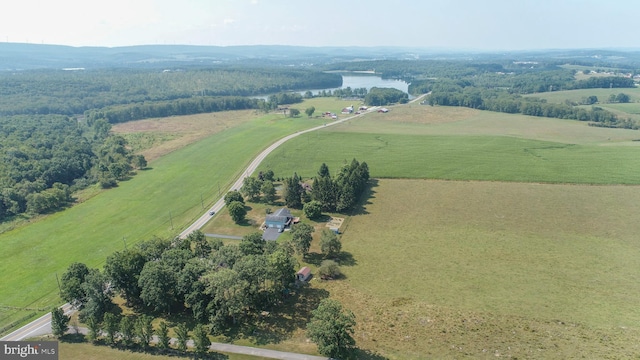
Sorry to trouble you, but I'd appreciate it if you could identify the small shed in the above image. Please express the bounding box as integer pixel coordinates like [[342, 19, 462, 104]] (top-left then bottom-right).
[[296, 266, 312, 282]]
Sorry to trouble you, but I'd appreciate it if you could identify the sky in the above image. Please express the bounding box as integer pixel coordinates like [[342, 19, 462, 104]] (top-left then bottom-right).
[[1, 0, 637, 50]]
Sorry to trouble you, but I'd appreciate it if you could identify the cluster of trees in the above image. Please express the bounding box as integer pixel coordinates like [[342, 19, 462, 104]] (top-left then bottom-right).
[[426, 87, 637, 129], [0, 68, 341, 117], [364, 87, 408, 106], [59, 230, 356, 357], [60, 230, 300, 334], [311, 160, 370, 213], [0, 115, 144, 220]]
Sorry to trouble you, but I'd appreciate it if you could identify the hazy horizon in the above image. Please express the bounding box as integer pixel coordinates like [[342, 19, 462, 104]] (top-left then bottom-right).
[[2, 0, 637, 51]]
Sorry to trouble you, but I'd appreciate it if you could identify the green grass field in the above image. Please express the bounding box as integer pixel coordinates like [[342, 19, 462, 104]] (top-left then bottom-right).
[[0, 106, 352, 334], [314, 179, 640, 358], [257, 130, 640, 185], [525, 87, 640, 104]]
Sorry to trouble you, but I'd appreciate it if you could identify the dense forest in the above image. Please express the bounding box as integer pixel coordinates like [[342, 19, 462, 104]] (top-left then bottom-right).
[[0, 68, 341, 117], [0, 116, 142, 220]]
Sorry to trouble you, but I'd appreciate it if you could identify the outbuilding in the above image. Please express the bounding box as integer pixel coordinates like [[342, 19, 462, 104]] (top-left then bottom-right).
[[296, 266, 312, 282]]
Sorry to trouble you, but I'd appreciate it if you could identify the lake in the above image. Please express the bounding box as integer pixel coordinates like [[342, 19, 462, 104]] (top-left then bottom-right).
[[306, 72, 410, 96]]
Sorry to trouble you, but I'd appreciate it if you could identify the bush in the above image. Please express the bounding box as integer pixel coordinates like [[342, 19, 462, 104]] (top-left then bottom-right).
[[303, 200, 322, 219], [318, 260, 341, 279]]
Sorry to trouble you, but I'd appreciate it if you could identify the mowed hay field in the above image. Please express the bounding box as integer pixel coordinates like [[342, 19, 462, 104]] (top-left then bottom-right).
[[257, 104, 640, 184]]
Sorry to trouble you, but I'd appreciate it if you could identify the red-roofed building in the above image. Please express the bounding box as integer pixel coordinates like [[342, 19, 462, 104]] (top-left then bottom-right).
[[296, 266, 311, 282]]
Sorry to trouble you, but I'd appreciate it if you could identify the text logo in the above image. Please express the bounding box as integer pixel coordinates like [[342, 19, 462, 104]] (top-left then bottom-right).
[[0, 342, 57, 360]]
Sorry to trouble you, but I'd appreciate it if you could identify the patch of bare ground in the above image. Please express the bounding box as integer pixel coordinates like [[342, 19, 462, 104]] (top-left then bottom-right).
[[111, 110, 259, 161], [369, 103, 480, 125]]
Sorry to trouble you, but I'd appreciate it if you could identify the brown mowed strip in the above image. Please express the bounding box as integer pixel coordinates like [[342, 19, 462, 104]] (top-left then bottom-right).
[[112, 110, 259, 161]]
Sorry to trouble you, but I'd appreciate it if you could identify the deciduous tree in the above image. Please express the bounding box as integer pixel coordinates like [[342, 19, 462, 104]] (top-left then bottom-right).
[[156, 321, 171, 351], [320, 229, 341, 258], [290, 223, 314, 257], [51, 307, 70, 338], [305, 106, 316, 117], [241, 176, 262, 202], [261, 180, 276, 204], [303, 200, 322, 219], [138, 261, 178, 314], [307, 299, 356, 359], [224, 190, 244, 206], [175, 322, 189, 352], [228, 200, 247, 224], [192, 324, 211, 357], [60, 262, 89, 304]]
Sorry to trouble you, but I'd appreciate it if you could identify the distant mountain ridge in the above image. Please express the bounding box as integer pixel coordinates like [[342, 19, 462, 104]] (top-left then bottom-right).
[[1, 43, 640, 70]]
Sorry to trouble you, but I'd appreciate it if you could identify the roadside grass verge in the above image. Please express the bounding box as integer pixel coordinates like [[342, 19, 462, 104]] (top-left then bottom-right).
[[314, 179, 640, 358]]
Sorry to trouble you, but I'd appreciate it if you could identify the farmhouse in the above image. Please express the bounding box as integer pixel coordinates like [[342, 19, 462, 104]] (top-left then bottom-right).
[[265, 207, 293, 229], [296, 266, 311, 282], [341, 105, 354, 114]]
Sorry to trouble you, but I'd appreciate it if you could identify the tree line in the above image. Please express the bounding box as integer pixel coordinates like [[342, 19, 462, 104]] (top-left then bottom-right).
[[0, 67, 341, 117]]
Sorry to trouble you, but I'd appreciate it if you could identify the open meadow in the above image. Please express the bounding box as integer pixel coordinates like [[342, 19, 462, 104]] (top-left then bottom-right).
[[312, 179, 640, 358], [256, 104, 640, 184], [524, 87, 640, 105]]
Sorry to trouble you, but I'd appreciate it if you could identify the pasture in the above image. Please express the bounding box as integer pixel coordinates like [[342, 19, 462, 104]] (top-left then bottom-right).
[[313, 179, 640, 358], [525, 87, 640, 105], [256, 109, 640, 184]]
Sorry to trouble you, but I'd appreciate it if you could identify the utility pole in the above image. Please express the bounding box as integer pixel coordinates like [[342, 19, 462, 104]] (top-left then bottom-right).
[[169, 211, 174, 230], [55, 273, 62, 295], [123, 237, 127, 249], [201, 194, 204, 209]]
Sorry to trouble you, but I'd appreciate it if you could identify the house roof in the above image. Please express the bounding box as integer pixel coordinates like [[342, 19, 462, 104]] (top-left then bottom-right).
[[266, 208, 293, 224], [297, 266, 311, 276]]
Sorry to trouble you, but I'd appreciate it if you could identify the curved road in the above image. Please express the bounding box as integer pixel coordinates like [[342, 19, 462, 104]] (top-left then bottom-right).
[[180, 92, 429, 239], [2, 93, 429, 358], [179, 106, 378, 238]]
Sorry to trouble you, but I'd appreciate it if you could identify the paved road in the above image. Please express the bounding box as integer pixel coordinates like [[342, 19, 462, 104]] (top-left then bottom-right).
[[178, 107, 375, 239], [0, 303, 73, 341], [205, 233, 243, 240]]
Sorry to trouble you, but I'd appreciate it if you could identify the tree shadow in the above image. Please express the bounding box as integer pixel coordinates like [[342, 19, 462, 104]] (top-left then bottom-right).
[[348, 179, 378, 217], [242, 287, 330, 346], [308, 214, 332, 224], [351, 348, 390, 360], [59, 333, 86, 343], [336, 251, 357, 267], [303, 252, 324, 266]]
